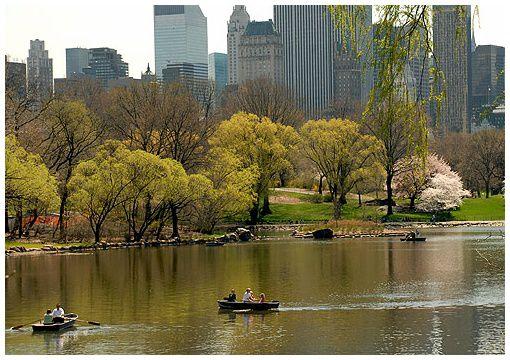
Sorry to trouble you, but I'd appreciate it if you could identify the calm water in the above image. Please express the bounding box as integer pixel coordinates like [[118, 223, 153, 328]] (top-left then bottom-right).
[[5, 227, 505, 355]]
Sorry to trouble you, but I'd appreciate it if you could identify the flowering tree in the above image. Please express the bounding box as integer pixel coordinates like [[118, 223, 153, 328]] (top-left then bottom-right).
[[394, 154, 453, 209], [416, 173, 470, 212]]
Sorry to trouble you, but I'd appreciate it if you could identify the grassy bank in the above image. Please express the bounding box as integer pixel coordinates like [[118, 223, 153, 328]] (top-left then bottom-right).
[[264, 190, 504, 224]]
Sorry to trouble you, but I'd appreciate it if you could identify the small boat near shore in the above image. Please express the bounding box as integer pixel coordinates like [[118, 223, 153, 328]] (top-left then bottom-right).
[[217, 300, 279, 311], [206, 241, 224, 247], [32, 314, 78, 332], [400, 237, 426, 242]]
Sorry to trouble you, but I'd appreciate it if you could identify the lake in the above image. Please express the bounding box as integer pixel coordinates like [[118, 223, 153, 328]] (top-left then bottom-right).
[[4, 226, 505, 354]]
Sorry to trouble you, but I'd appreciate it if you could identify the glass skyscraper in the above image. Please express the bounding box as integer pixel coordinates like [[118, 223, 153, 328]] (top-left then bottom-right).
[[208, 52, 227, 93], [153, 5, 208, 81]]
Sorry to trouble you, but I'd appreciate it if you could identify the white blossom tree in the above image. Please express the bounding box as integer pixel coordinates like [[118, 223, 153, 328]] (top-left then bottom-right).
[[416, 173, 470, 212]]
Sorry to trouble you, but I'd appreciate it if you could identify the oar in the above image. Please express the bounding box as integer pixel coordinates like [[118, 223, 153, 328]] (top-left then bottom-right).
[[72, 318, 101, 326], [11, 319, 40, 330]]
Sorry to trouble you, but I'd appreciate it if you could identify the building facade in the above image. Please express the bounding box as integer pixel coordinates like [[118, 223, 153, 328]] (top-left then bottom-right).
[[208, 52, 228, 93], [153, 5, 208, 80], [274, 5, 372, 118], [238, 20, 283, 84], [27, 39, 53, 99], [471, 44, 505, 125], [66, 48, 91, 77], [88, 47, 129, 88], [432, 5, 472, 134], [227, 5, 250, 85], [5, 56, 27, 98]]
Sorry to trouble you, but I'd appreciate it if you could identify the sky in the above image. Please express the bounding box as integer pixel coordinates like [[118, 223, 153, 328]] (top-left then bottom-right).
[[3, 0, 508, 79]]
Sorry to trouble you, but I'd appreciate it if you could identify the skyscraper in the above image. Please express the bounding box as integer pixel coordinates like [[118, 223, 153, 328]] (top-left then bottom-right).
[[5, 56, 27, 98], [27, 39, 53, 99], [227, 5, 250, 85], [238, 20, 283, 84], [432, 5, 472, 134], [471, 45, 505, 124], [88, 47, 129, 88], [66, 48, 91, 77], [274, 5, 372, 118], [153, 5, 208, 80], [208, 52, 228, 93]]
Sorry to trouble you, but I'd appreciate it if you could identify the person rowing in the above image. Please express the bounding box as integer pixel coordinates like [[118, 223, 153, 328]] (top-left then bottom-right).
[[224, 289, 237, 302], [51, 303, 65, 323], [242, 288, 257, 303]]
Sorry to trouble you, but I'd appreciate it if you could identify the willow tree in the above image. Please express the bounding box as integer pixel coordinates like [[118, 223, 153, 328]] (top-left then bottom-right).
[[209, 112, 299, 224], [300, 118, 381, 218], [328, 5, 471, 215], [6, 135, 59, 238]]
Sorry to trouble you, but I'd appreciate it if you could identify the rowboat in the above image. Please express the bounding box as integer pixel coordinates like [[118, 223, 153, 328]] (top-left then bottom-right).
[[206, 241, 224, 247], [32, 314, 78, 332], [400, 237, 426, 242], [217, 300, 279, 310]]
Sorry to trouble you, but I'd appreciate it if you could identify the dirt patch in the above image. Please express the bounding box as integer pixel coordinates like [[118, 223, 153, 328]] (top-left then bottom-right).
[[269, 195, 303, 204]]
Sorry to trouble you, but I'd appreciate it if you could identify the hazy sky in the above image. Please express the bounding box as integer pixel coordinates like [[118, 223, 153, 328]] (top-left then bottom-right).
[[4, 0, 508, 78]]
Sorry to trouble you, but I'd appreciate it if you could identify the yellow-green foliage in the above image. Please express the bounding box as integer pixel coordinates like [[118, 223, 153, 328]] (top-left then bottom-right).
[[192, 148, 258, 233], [5, 135, 59, 214], [300, 118, 382, 217], [209, 112, 300, 206]]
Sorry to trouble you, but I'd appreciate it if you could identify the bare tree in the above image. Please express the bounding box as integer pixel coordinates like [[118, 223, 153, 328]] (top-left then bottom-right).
[[221, 77, 305, 127]]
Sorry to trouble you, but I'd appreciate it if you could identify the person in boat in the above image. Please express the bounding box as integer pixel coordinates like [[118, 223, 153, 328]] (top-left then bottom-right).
[[51, 303, 65, 323], [242, 288, 257, 303], [259, 293, 266, 303], [43, 309, 53, 325], [224, 289, 237, 302], [405, 231, 416, 240]]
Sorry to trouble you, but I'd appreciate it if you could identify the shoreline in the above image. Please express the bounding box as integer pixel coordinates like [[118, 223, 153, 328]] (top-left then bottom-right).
[[4, 220, 504, 258]]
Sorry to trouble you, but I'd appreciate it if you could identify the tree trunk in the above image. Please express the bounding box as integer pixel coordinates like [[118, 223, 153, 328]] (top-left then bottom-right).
[[409, 195, 416, 210], [94, 228, 101, 244], [485, 181, 490, 198], [261, 194, 271, 215], [318, 175, 323, 195], [5, 207, 10, 234], [358, 192, 362, 207], [58, 187, 68, 241], [339, 192, 347, 205], [249, 200, 259, 225], [333, 199, 342, 219], [476, 188, 481, 198], [386, 173, 394, 216], [16, 207, 23, 239], [171, 206, 179, 239], [23, 209, 38, 236]]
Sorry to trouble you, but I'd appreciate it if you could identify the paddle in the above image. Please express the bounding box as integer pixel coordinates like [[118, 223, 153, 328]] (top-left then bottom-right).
[[64, 314, 100, 326], [11, 319, 40, 330]]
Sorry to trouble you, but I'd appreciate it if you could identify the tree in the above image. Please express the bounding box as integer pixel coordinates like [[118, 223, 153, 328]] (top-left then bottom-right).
[[221, 77, 305, 127], [107, 82, 218, 170], [68, 141, 135, 243], [38, 100, 104, 239], [120, 150, 191, 242], [416, 173, 470, 213], [353, 163, 386, 206], [466, 129, 505, 198], [191, 149, 257, 233], [394, 153, 454, 210], [209, 112, 300, 224], [300, 118, 381, 218], [6, 135, 59, 238]]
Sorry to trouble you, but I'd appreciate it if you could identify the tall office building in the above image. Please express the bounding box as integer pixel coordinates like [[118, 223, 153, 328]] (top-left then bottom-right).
[[238, 20, 283, 84], [208, 52, 228, 93], [88, 47, 129, 88], [5, 56, 27, 98], [227, 5, 250, 85], [274, 5, 372, 118], [432, 5, 472, 134], [66, 48, 91, 77], [153, 5, 208, 80], [27, 39, 53, 99], [333, 5, 373, 114], [471, 45, 505, 124]]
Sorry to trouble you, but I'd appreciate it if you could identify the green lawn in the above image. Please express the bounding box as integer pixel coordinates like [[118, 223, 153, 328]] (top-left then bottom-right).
[[262, 191, 504, 223], [451, 195, 505, 221]]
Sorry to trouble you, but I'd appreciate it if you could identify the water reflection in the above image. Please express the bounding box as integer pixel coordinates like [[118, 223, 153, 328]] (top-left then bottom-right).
[[5, 227, 504, 354]]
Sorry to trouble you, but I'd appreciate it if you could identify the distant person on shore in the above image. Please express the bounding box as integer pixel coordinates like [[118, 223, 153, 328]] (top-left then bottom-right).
[[242, 288, 257, 303], [224, 289, 237, 302], [43, 309, 53, 325], [259, 293, 266, 303], [51, 303, 65, 323]]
